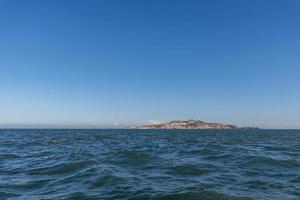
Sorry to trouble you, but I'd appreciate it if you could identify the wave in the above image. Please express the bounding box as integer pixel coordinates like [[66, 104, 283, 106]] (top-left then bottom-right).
[[152, 190, 254, 200], [1, 179, 50, 191], [0, 153, 21, 159], [168, 164, 215, 176], [27, 160, 97, 175], [243, 155, 300, 168]]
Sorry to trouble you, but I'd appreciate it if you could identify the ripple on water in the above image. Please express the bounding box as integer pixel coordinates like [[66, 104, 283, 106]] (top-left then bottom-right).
[[204, 153, 233, 161], [152, 190, 254, 200], [0, 179, 50, 191], [0, 153, 21, 159], [0, 191, 20, 199], [64, 192, 98, 200], [122, 150, 153, 160], [109, 150, 154, 167], [243, 155, 300, 168], [168, 164, 215, 176], [90, 173, 128, 188], [246, 180, 284, 190], [290, 176, 300, 183], [27, 160, 97, 175]]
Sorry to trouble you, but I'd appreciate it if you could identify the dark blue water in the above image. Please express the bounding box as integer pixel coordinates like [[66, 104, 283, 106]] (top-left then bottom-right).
[[0, 129, 299, 200]]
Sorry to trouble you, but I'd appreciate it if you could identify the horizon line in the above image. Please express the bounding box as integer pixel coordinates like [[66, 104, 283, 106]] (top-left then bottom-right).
[[1, 127, 300, 130]]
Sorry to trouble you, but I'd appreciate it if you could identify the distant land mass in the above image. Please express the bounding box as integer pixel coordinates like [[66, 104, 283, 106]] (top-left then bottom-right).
[[130, 120, 259, 129]]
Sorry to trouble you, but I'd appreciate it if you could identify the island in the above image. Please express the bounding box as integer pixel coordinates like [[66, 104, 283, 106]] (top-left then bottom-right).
[[129, 119, 239, 129]]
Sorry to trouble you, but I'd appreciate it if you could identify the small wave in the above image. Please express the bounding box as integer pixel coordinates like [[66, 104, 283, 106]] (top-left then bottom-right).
[[122, 150, 153, 160], [0, 179, 50, 191], [90, 174, 128, 188], [0, 191, 20, 199], [27, 160, 97, 175], [190, 147, 220, 157], [153, 190, 254, 200], [204, 154, 233, 160], [0, 153, 21, 159], [65, 192, 98, 200], [290, 176, 300, 183], [244, 156, 300, 168], [109, 150, 154, 167], [168, 164, 214, 176], [246, 180, 284, 190]]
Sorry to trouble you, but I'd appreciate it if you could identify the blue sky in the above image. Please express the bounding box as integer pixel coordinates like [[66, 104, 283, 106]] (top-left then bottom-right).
[[0, 0, 300, 128]]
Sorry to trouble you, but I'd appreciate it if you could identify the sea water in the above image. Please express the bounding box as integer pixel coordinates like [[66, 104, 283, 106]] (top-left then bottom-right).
[[0, 129, 299, 200]]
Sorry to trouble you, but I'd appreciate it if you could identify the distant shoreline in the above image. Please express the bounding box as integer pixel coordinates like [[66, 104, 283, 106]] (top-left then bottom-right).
[[129, 119, 259, 130]]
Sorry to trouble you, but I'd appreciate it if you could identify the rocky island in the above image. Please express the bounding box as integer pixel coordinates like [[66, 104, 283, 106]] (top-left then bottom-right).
[[131, 119, 240, 129]]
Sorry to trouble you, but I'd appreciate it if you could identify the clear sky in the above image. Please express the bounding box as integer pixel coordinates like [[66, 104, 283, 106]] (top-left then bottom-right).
[[1, 0, 300, 128]]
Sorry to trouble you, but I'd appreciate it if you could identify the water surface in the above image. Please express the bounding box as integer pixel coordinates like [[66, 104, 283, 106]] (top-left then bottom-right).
[[0, 129, 299, 199]]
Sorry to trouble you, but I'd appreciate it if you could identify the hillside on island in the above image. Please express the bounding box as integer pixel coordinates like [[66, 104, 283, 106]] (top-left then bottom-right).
[[131, 120, 240, 129]]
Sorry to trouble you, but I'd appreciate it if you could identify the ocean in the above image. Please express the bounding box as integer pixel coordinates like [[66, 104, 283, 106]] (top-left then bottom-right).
[[0, 129, 299, 200]]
